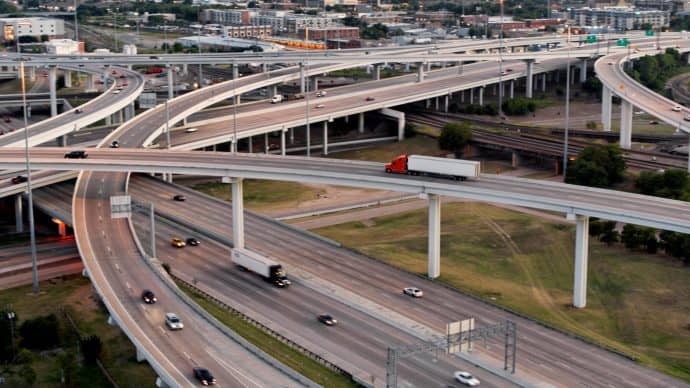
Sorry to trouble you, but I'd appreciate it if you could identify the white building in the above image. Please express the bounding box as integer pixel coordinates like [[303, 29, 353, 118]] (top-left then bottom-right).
[[44, 39, 82, 55], [0, 17, 64, 42], [568, 7, 670, 30]]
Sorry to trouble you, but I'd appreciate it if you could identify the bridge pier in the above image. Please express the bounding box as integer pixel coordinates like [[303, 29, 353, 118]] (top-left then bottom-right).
[[478, 86, 484, 106], [620, 99, 633, 149], [248, 136, 253, 153], [182, 64, 188, 75], [525, 59, 534, 98], [299, 63, 306, 93], [290, 127, 294, 144], [167, 67, 174, 100], [27, 66, 35, 82], [86, 75, 96, 92], [571, 214, 590, 308], [380, 108, 405, 141], [444, 95, 449, 113], [417, 62, 425, 82], [230, 177, 245, 250], [323, 121, 328, 155], [469, 88, 474, 104], [155, 377, 171, 388], [49, 66, 57, 117], [14, 194, 23, 233], [435, 97, 440, 110], [427, 194, 441, 279], [64, 70, 72, 88], [136, 347, 146, 363], [60, 135, 67, 147], [264, 133, 269, 154], [460, 90, 464, 103], [579, 60, 587, 83], [26, 105, 31, 118], [601, 86, 612, 132], [107, 315, 118, 327], [373, 64, 380, 81], [541, 73, 546, 92], [509, 81, 514, 99], [281, 129, 286, 156], [358, 112, 364, 133]]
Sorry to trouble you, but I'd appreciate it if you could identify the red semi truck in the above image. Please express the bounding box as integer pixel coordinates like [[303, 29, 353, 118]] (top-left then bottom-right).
[[385, 154, 480, 180]]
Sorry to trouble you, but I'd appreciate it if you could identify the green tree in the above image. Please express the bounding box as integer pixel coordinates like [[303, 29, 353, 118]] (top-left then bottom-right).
[[566, 145, 626, 188], [659, 231, 690, 264], [172, 42, 184, 52], [18, 364, 36, 386], [636, 169, 690, 200], [439, 122, 472, 157], [80, 335, 102, 364], [19, 314, 60, 350], [621, 224, 643, 250]]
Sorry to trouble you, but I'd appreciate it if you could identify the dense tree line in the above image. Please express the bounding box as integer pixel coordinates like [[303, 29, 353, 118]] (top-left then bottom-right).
[[455, 103, 498, 116], [565, 145, 626, 188], [636, 168, 690, 201], [439, 121, 472, 156], [501, 97, 536, 116], [628, 48, 684, 92]]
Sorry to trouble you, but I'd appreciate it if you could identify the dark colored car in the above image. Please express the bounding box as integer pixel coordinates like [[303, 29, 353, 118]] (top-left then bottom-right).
[[64, 150, 87, 159], [173, 194, 186, 201], [11, 176, 27, 184], [3, 116, 10, 123], [141, 290, 157, 304], [317, 314, 337, 326], [75, 108, 83, 114], [193, 367, 216, 386], [365, 96, 375, 101], [186, 237, 200, 246], [109, 140, 120, 148]]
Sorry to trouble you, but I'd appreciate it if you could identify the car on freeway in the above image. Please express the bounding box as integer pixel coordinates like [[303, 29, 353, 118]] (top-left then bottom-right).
[[607, 61, 614, 65], [365, 96, 375, 101], [454, 371, 480, 386], [3, 116, 10, 122], [186, 237, 200, 246], [317, 314, 337, 326], [112, 90, 120, 94], [506, 68, 513, 72], [109, 140, 120, 148], [193, 367, 216, 386], [500, 71, 507, 76], [75, 108, 83, 114], [171, 237, 186, 248], [185, 127, 199, 133], [403, 287, 423, 298], [672, 105, 683, 112], [648, 120, 659, 125], [11, 176, 27, 184], [150, 56, 160, 60], [173, 194, 186, 201], [123, 82, 128, 86], [684, 115, 690, 122], [315, 104, 325, 109], [119, 75, 126, 79], [164, 313, 184, 330], [64, 150, 87, 159], [141, 289, 157, 304], [316, 90, 327, 97]]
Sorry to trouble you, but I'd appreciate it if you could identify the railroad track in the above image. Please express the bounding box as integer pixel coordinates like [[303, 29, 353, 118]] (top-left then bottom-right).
[[408, 112, 686, 170]]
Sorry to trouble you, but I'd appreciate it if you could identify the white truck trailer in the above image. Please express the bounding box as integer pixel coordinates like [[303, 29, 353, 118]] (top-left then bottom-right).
[[231, 248, 291, 287]]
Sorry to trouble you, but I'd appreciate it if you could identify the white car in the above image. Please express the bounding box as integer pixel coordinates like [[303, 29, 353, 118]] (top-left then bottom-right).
[[315, 104, 325, 109], [454, 371, 480, 386], [672, 105, 683, 112], [316, 90, 326, 97], [403, 287, 423, 298], [165, 313, 184, 330], [185, 127, 199, 133]]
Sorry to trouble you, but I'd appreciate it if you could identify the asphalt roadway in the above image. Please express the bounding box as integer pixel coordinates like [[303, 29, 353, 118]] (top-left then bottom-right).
[[126, 174, 688, 387]]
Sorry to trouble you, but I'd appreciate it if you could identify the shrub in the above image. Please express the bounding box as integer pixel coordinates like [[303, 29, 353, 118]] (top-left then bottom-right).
[[19, 314, 60, 350], [439, 122, 473, 156], [80, 335, 102, 364]]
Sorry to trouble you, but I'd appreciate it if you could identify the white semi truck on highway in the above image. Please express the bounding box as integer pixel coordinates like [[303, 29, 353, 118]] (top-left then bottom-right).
[[385, 154, 480, 180], [231, 248, 291, 287]]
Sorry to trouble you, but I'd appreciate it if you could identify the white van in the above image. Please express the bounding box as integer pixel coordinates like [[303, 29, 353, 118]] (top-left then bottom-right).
[[271, 95, 283, 104]]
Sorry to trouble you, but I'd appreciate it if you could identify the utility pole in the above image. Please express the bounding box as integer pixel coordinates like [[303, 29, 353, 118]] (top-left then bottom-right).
[[562, 25, 572, 181], [497, 0, 504, 119], [73, 0, 79, 42]]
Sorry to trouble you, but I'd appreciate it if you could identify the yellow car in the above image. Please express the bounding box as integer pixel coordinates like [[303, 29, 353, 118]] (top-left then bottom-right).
[[171, 237, 186, 248]]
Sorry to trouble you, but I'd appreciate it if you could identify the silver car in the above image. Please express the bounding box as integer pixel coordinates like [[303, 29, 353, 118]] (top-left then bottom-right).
[[165, 313, 184, 330]]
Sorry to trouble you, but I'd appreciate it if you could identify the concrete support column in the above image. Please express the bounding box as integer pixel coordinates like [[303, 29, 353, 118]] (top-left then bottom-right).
[[428, 194, 441, 279], [264, 133, 269, 154], [299, 63, 306, 93], [525, 60, 534, 98], [86, 75, 95, 91], [136, 347, 146, 363], [248, 136, 253, 153], [460, 90, 464, 103], [358, 112, 364, 134], [405, 63, 410, 72], [182, 64, 188, 75], [60, 135, 67, 147], [572, 215, 590, 308], [27, 66, 35, 81], [313, 77, 318, 91], [470, 88, 474, 104], [417, 62, 425, 82], [49, 66, 57, 117], [478, 87, 484, 106], [425, 99, 431, 109], [26, 106, 31, 118], [64, 70, 72, 88], [435, 97, 439, 110], [444, 95, 449, 113], [231, 178, 245, 250], [14, 194, 22, 233], [579, 60, 587, 83], [620, 99, 633, 149], [426, 62, 431, 72], [105, 115, 112, 125], [601, 86, 612, 132], [290, 127, 294, 144], [167, 68, 174, 100], [510, 81, 514, 99], [281, 129, 286, 156], [511, 151, 522, 168], [373, 64, 380, 81], [323, 121, 328, 155], [124, 106, 133, 121]]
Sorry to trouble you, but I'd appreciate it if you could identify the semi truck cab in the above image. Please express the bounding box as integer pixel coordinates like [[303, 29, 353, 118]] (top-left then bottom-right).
[[385, 155, 409, 174], [269, 265, 291, 287]]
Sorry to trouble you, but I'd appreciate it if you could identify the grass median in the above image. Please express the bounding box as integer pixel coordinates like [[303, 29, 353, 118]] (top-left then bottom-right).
[[312, 202, 690, 382], [178, 282, 358, 388]]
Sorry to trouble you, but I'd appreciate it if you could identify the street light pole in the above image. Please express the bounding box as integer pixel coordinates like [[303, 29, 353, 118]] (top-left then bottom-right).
[[305, 58, 311, 157], [497, 0, 504, 119], [73, 0, 79, 42], [7, 310, 15, 360], [20, 62, 39, 294], [232, 61, 238, 152], [562, 25, 572, 181]]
